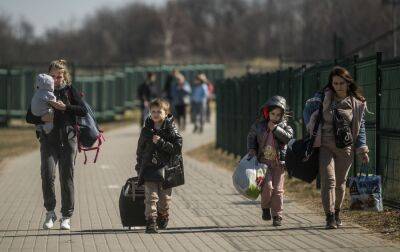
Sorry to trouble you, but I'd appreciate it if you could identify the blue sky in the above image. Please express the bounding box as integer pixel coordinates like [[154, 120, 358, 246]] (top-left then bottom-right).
[[0, 0, 166, 36]]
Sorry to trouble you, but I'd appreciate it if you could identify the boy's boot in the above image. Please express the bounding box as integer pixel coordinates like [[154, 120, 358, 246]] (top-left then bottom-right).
[[325, 212, 337, 229], [145, 218, 158, 234], [272, 216, 282, 226], [262, 208, 271, 221], [334, 209, 342, 227], [157, 212, 169, 230]]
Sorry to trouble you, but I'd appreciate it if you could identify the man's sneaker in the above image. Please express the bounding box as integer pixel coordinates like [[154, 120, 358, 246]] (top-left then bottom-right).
[[335, 209, 342, 227], [262, 208, 271, 221], [60, 217, 71, 230], [325, 213, 337, 229], [43, 211, 57, 230], [272, 216, 282, 226]]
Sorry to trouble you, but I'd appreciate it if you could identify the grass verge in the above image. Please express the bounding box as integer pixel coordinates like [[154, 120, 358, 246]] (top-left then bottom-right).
[[0, 109, 140, 167], [186, 142, 400, 242]]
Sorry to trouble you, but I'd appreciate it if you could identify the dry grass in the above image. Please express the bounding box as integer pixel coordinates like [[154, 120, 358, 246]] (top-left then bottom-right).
[[0, 109, 140, 167], [187, 141, 400, 242], [224, 58, 304, 77], [186, 142, 241, 170], [0, 126, 39, 164]]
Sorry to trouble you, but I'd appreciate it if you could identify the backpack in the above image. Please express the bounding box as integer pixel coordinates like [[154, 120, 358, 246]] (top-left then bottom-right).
[[69, 89, 105, 164]]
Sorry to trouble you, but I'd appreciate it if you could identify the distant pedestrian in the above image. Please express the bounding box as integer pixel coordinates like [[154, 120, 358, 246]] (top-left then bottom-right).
[[198, 73, 214, 123], [137, 72, 160, 127], [191, 74, 208, 133], [171, 73, 191, 131], [163, 69, 178, 102]]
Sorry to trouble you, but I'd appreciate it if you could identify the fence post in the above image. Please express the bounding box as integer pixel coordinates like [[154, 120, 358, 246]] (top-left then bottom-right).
[[6, 66, 11, 126], [288, 67, 293, 105], [316, 69, 321, 189], [353, 54, 359, 177], [301, 65, 306, 137], [376, 52, 383, 175], [71, 62, 76, 85]]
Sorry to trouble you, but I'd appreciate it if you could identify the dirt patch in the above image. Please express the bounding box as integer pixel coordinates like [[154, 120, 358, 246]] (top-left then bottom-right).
[[187, 141, 400, 242]]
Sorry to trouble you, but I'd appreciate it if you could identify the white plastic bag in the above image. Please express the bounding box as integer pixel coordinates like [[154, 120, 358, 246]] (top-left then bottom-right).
[[232, 154, 268, 200]]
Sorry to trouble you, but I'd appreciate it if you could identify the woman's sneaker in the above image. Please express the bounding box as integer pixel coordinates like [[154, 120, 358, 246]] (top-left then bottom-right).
[[60, 217, 71, 230], [43, 211, 57, 230], [262, 208, 271, 221]]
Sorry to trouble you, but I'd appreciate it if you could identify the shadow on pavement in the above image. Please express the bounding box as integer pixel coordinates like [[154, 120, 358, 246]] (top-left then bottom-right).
[[1, 224, 364, 238]]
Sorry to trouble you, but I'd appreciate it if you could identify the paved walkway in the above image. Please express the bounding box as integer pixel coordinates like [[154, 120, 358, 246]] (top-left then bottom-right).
[[0, 122, 399, 251]]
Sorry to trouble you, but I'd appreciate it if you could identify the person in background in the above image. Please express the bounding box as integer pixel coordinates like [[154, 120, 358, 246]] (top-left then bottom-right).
[[198, 73, 214, 123], [190, 74, 209, 133], [171, 73, 191, 131], [163, 69, 178, 102], [137, 72, 160, 127]]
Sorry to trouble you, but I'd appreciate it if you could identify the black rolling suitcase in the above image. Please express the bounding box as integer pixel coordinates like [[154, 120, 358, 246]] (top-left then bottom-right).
[[119, 177, 146, 228]]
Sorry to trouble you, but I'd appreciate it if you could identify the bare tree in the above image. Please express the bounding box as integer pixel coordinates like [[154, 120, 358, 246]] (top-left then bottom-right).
[[0, 0, 397, 65]]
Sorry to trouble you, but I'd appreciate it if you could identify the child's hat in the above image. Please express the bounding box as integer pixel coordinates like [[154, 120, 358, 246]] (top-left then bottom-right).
[[36, 73, 54, 90]]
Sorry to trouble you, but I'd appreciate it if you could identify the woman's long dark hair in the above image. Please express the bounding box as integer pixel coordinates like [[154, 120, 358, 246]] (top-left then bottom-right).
[[326, 66, 365, 102]]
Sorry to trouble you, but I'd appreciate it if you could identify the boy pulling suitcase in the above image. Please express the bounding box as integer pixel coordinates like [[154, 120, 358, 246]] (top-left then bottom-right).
[[135, 98, 183, 233]]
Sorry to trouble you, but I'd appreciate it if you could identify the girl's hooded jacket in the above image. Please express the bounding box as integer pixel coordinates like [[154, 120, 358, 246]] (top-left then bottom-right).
[[247, 96, 294, 163]]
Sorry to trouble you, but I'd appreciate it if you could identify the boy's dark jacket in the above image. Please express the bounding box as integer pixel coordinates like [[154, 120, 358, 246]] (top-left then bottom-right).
[[135, 115, 183, 182], [247, 95, 294, 162]]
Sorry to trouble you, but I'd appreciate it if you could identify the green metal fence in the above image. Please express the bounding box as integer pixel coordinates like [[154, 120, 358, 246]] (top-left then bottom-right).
[[0, 64, 225, 123], [216, 53, 400, 206]]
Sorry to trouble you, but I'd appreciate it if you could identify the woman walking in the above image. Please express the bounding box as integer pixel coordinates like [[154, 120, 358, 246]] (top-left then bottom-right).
[[26, 59, 87, 230], [303, 66, 369, 229]]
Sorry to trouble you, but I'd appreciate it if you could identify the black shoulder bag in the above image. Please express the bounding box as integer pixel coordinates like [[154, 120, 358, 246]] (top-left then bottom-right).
[[162, 154, 185, 189], [285, 98, 324, 183]]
